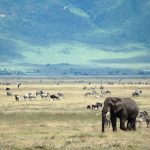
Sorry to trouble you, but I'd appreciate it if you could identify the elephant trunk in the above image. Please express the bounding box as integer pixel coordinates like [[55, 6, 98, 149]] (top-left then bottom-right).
[[102, 114, 106, 132], [102, 105, 110, 132]]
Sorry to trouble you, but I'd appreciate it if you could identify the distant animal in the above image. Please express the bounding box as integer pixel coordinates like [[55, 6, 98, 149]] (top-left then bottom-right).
[[28, 93, 36, 100], [95, 102, 103, 108], [36, 91, 43, 96], [17, 83, 21, 88], [6, 91, 13, 96], [92, 104, 99, 110], [15, 95, 21, 102], [132, 91, 140, 97], [105, 90, 111, 94], [101, 90, 111, 95], [50, 95, 59, 100], [41, 92, 50, 99], [5, 88, 10, 91], [87, 105, 91, 109], [23, 94, 29, 100], [92, 102, 103, 110], [84, 91, 97, 96], [132, 90, 142, 97], [57, 92, 64, 97]]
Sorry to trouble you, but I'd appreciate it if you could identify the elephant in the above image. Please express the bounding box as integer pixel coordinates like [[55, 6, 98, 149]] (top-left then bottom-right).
[[102, 97, 139, 132]]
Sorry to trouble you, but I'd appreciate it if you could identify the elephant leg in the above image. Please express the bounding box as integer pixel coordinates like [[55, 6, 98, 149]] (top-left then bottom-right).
[[111, 116, 117, 131], [127, 120, 132, 130], [133, 120, 137, 131], [120, 119, 127, 131], [128, 119, 136, 131]]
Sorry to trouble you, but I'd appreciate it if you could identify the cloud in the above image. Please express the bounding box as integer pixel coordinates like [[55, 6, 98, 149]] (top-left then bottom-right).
[[0, 13, 6, 18], [0, 37, 22, 62], [91, 55, 150, 64], [64, 5, 89, 18]]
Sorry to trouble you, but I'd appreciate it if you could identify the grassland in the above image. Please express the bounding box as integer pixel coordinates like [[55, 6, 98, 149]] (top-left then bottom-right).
[[0, 78, 150, 150]]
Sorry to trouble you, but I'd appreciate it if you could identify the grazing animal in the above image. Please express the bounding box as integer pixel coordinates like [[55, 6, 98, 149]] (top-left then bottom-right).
[[15, 95, 21, 102], [5, 88, 10, 91], [132, 91, 140, 97], [28, 93, 36, 100], [132, 90, 142, 97], [136, 117, 143, 128], [84, 91, 97, 96], [139, 111, 150, 128], [57, 92, 64, 97], [87, 105, 91, 109], [92, 104, 99, 110], [23, 94, 29, 100], [92, 102, 103, 110], [101, 90, 111, 95], [104, 117, 111, 128], [36, 91, 43, 96], [50, 95, 59, 100], [18, 83, 21, 88], [41, 92, 50, 99], [95, 102, 103, 108], [105, 90, 111, 94], [6, 91, 13, 96]]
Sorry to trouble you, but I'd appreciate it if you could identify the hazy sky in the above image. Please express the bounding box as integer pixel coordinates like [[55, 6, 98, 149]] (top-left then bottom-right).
[[0, 0, 150, 70]]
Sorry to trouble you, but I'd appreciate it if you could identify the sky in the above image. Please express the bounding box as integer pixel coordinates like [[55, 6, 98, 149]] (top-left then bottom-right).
[[0, 0, 150, 71]]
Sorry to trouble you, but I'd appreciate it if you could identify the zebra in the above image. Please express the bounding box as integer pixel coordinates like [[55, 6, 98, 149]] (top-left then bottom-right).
[[15, 95, 21, 102], [139, 111, 150, 128]]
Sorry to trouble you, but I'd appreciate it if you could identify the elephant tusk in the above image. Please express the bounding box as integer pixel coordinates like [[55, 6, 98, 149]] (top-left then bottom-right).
[[105, 112, 110, 116], [96, 112, 101, 116]]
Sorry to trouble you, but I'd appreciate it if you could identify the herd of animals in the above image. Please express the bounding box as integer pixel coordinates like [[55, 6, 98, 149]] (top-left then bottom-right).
[[5, 87, 64, 102], [84, 86, 150, 132], [14, 91, 63, 102], [1, 80, 150, 133]]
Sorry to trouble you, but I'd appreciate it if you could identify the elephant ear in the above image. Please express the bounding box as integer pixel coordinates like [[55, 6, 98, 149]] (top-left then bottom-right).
[[114, 101, 123, 113]]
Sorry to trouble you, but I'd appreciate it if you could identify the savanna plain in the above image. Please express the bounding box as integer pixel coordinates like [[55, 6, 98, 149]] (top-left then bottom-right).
[[0, 77, 150, 150]]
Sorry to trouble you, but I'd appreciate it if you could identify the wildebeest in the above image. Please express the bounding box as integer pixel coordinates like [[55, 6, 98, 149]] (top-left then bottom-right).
[[105, 90, 111, 94], [95, 102, 103, 108], [89, 102, 103, 110], [87, 105, 91, 109], [18, 83, 21, 88], [5, 88, 10, 91], [50, 95, 59, 100]]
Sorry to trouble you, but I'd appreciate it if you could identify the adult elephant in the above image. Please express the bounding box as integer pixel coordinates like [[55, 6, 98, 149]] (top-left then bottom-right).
[[102, 97, 139, 132]]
